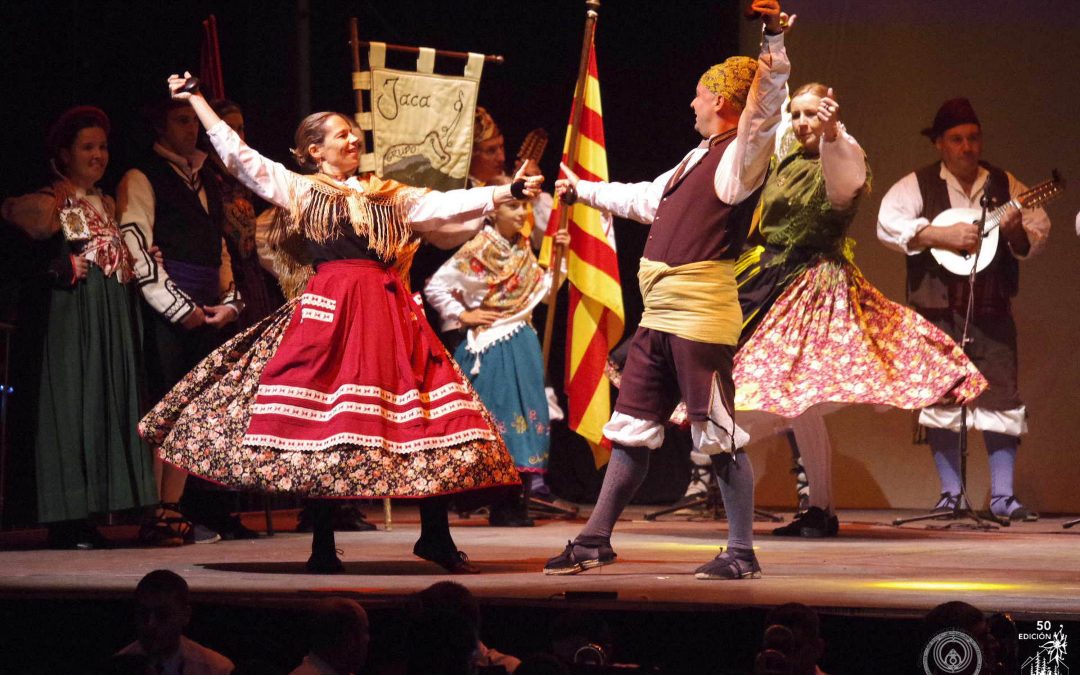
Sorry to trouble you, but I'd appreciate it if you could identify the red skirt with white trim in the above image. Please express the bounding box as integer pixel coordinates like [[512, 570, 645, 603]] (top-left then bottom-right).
[[139, 259, 519, 498]]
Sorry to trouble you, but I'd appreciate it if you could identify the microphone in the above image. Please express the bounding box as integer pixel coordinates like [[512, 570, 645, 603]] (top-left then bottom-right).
[[980, 172, 994, 210], [976, 171, 994, 248]]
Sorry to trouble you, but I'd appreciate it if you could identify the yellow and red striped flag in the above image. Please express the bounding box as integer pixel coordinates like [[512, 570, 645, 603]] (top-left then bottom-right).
[[541, 44, 624, 467]]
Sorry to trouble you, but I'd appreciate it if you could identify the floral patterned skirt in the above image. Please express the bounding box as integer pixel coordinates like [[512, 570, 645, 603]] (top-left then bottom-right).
[[454, 325, 550, 472], [139, 260, 519, 498], [733, 259, 987, 418]]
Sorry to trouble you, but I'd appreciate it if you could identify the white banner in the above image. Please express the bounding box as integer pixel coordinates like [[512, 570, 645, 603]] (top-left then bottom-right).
[[364, 47, 484, 191]]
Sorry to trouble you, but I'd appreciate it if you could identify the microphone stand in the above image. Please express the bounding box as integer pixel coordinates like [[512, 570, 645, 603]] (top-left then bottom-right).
[[894, 179, 997, 530]]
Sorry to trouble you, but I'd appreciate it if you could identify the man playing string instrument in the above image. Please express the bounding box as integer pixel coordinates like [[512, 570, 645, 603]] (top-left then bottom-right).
[[877, 97, 1050, 521]]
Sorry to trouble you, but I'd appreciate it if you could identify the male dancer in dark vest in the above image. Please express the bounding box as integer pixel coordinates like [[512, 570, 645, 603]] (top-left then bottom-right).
[[543, 0, 792, 580], [877, 98, 1050, 522], [118, 98, 243, 544]]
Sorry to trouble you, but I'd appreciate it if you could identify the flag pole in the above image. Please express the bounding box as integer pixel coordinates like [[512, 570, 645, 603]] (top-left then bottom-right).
[[542, 0, 601, 372]]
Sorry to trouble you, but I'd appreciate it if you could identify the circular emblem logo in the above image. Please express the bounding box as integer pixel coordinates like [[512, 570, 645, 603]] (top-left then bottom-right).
[[922, 629, 984, 674]]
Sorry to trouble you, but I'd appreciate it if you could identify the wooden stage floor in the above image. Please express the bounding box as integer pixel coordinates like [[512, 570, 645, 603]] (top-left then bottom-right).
[[2, 506, 1079, 620]]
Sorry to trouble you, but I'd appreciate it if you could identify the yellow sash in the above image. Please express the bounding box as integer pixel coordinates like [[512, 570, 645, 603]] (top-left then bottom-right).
[[637, 258, 742, 345]]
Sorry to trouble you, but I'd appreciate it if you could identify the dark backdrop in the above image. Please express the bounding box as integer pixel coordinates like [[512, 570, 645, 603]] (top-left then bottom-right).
[[0, 0, 742, 505], [4, 1, 1076, 511]]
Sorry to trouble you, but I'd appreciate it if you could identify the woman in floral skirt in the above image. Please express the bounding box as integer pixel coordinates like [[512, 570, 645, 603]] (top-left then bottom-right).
[[140, 73, 540, 573], [732, 83, 986, 535]]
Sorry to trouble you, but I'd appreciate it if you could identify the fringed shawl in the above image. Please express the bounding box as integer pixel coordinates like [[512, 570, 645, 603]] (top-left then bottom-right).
[[449, 227, 546, 318], [265, 174, 427, 299]]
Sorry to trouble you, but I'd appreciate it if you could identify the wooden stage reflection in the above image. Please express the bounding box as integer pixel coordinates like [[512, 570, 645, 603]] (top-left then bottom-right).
[[2, 506, 1078, 621]]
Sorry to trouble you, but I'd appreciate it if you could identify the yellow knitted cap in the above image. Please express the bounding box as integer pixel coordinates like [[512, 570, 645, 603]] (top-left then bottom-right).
[[698, 57, 757, 113]]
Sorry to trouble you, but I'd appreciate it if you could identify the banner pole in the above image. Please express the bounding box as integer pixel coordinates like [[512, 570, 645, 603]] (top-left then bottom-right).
[[542, 0, 601, 372], [349, 17, 368, 156], [351, 40, 504, 64]]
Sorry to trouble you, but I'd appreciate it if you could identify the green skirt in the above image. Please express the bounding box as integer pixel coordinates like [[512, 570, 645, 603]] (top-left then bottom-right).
[[33, 265, 156, 522]]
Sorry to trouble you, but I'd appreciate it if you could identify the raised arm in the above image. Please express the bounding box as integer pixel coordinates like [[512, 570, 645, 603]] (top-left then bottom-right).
[[169, 72, 542, 235], [714, 29, 791, 205], [577, 177, 668, 224], [820, 125, 868, 210], [168, 73, 304, 209]]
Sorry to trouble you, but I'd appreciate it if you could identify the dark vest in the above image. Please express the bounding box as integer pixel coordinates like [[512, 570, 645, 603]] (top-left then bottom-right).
[[643, 133, 762, 267], [909, 162, 1018, 312], [137, 153, 225, 268], [306, 224, 376, 266]]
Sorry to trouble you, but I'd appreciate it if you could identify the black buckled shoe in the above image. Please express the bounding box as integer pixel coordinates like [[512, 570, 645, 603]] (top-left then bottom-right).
[[542, 538, 616, 575], [771, 506, 839, 538], [989, 495, 1039, 523], [413, 541, 481, 574], [932, 492, 968, 512], [75, 525, 113, 550], [694, 547, 762, 580]]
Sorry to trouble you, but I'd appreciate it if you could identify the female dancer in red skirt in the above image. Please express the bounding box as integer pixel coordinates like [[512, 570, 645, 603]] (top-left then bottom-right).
[[140, 73, 541, 573]]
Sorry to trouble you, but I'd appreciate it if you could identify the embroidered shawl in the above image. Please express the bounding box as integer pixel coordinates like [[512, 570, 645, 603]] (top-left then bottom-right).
[[55, 182, 134, 283]]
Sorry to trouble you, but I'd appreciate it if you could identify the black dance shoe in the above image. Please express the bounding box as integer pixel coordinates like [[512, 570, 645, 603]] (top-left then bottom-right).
[[989, 495, 1039, 523], [694, 547, 762, 580], [413, 540, 481, 574], [529, 487, 580, 517], [771, 506, 839, 538], [932, 492, 968, 512], [542, 537, 616, 575]]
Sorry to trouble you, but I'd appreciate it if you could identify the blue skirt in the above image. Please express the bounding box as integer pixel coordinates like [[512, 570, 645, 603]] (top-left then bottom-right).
[[454, 326, 550, 472]]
